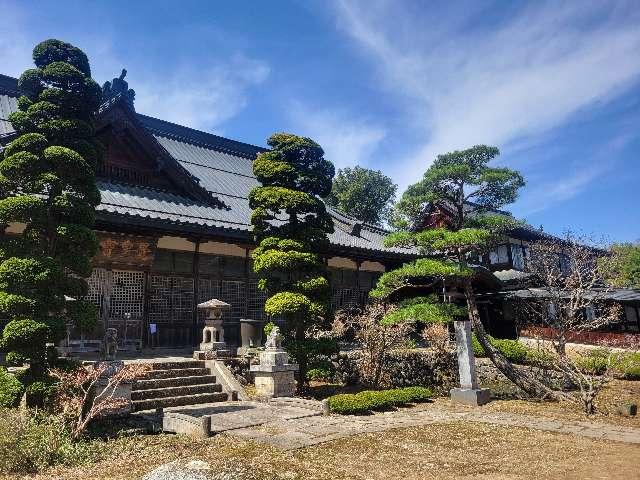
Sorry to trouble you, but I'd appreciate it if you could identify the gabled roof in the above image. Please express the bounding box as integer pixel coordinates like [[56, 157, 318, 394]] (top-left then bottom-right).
[[0, 73, 414, 260]]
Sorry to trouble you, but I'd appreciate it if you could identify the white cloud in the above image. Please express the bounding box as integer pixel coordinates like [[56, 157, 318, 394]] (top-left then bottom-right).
[[332, 0, 640, 205], [289, 102, 386, 170], [134, 56, 270, 132]]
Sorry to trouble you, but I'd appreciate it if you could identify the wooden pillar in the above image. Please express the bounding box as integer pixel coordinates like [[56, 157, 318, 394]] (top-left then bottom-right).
[[243, 247, 250, 318], [355, 260, 362, 305], [192, 239, 201, 347]]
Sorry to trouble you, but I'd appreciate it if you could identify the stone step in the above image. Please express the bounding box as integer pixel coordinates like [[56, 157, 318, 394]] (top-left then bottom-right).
[[131, 383, 222, 401], [142, 367, 210, 380], [146, 360, 205, 371], [134, 375, 218, 391], [132, 392, 228, 411]]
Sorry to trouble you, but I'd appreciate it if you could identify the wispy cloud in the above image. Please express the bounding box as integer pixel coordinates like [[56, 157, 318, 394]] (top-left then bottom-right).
[[0, 5, 269, 133], [332, 0, 640, 206], [134, 56, 269, 132], [288, 102, 386, 170]]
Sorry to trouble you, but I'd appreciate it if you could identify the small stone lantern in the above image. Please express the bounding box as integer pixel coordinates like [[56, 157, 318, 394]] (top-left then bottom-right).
[[58, 295, 76, 358], [194, 298, 231, 359]]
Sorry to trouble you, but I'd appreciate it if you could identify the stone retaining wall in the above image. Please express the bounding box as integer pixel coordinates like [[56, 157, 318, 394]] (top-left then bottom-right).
[[332, 349, 458, 392]]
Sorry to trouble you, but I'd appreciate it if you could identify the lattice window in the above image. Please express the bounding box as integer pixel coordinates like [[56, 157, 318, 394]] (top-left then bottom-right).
[[331, 287, 361, 312], [171, 277, 194, 323], [148, 275, 194, 324], [247, 282, 267, 321], [109, 270, 144, 319], [221, 280, 245, 321], [85, 268, 110, 321], [148, 275, 170, 324]]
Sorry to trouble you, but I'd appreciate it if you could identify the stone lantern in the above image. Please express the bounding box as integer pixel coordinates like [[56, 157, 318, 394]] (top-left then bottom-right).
[[58, 295, 76, 358], [194, 298, 231, 359]]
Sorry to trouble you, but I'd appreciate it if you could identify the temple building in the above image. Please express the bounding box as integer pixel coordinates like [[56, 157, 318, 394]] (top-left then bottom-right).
[[0, 72, 413, 352], [1, 71, 638, 353]]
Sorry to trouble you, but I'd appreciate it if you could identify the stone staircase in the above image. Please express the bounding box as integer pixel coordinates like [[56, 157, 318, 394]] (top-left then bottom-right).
[[132, 360, 228, 411]]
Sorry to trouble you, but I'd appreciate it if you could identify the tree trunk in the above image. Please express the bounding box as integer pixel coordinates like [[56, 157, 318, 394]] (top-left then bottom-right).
[[294, 321, 307, 392], [462, 278, 569, 401]]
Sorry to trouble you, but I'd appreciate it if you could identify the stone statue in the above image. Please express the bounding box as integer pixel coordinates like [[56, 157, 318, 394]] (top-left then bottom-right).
[[102, 69, 136, 106], [101, 328, 118, 361], [264, 326, 282, 351]]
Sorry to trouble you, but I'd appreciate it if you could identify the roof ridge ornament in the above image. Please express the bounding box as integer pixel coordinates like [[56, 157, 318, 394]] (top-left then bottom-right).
[[102, 69, 136, 109]]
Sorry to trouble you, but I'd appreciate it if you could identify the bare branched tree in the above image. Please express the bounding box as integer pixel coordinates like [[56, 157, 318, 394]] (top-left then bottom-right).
[[333, 304, 413, 388], [520, 232, 622, 356], [50, 362, 151, 439]]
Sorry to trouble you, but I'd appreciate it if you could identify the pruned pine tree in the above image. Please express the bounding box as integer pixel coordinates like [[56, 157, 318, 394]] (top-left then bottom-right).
[[373, 145, 567, 399], [0, 40, 102, 381], [250, 133, 335, 389]]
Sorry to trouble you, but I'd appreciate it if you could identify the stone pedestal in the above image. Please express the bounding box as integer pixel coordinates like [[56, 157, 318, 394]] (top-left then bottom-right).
[[237, 318, 263, 356], [450, 320, 490, 406], [250, 326, 298, 398]]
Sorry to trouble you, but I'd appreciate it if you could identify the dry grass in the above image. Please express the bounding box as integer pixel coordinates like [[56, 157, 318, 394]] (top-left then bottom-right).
[[433, 379, 640, 428], [3, 419, 638, 480]]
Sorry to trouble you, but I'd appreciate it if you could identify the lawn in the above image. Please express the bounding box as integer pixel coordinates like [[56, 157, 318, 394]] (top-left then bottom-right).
[[7, 417, 638, 480]]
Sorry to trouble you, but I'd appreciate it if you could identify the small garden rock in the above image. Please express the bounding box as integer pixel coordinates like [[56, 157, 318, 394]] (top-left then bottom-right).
[[142, 459, 255, 480]]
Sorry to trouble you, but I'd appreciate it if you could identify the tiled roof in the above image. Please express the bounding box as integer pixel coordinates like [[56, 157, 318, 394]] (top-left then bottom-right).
[[0, 74, 414, 258]]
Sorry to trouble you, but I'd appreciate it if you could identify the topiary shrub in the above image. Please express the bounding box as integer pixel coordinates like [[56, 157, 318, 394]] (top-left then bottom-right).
[[250, 133, 335, 389], [0, 39, 102, 385], [0, 369, 24, 408]]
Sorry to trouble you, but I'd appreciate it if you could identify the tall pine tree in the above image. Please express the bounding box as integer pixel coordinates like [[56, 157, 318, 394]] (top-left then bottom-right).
[[250, 133, 334, 388], [0, 39, 102, 380], [373, 146, 565, 398]]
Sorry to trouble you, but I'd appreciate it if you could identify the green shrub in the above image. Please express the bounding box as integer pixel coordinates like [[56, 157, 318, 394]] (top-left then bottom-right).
[[575, 349, 610, 375], [0, 408, 93, 473], [618, 352, 640, 380], [492, 338, 528, 363], [524, 347, 555, 367], [5, 351, 27, 366], [263, 321, 276, 337], [307, 367, 332, 381], [471, 334, 529, 363], [471, 333, 485, 357], [328, 387, 433, 415], [0, 368, 24, 407]]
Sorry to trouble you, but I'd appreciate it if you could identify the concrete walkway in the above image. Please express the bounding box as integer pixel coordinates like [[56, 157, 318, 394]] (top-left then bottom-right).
[[225, 405, 640, 450]]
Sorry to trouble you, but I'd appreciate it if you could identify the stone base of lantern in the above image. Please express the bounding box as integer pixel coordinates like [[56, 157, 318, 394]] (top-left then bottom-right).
[[450, 387, 491, 406], [252, 367, 298, 398], [250, 349, 298, 398]]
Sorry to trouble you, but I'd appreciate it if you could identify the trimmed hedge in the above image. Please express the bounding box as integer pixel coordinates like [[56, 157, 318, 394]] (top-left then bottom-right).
[[328, 386, 433, 415]]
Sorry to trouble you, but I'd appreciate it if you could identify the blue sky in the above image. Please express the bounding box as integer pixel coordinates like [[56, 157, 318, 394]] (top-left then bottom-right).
[[2, 0, 639, 242]]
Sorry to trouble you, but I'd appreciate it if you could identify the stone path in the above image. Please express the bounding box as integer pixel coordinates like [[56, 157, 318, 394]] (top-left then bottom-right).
[[159, 400, 322, 436], [225, 406, 640, 450]]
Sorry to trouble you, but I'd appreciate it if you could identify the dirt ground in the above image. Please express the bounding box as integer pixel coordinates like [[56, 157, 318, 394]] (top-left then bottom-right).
[[4, 418, 638, 480]]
